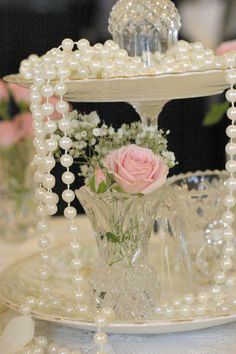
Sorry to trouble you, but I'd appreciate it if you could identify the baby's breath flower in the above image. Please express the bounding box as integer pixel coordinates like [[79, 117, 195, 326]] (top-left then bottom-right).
[[93, 128, 101, 137]]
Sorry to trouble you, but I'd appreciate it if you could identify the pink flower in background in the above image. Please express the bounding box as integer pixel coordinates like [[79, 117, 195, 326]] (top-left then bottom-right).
[[216, 40, 236, 56], [104, 144, 169, 195], [8, 83, 30, 103], [0, 80, 9, 101], [0, 120, 23, 147], [15, 113, 34, 139]]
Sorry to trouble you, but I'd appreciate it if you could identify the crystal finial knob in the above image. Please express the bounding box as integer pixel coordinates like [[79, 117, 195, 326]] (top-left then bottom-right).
[[109, 0, 181, 66]]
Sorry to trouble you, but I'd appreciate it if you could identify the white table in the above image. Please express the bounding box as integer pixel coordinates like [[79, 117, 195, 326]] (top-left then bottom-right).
[[1, 216, 236, 354]]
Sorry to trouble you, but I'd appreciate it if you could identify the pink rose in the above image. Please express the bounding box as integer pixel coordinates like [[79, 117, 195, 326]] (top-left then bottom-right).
[[0, 80, 9, 101], [0, 120, 23, 147], [8, 83, 30, 103], [104, 144, 169, 194], [216, 40, 236, 56]]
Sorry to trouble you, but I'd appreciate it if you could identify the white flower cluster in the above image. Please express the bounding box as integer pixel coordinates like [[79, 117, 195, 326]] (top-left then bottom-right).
[[54, 111, 176, 180]]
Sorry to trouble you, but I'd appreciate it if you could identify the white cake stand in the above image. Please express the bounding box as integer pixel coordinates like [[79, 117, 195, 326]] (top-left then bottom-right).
[[4, 69, 230, 124]]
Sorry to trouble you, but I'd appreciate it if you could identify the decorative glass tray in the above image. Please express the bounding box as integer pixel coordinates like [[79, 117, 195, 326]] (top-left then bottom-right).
[[4, 70, 230, 102], [1, 242, 236, 334]]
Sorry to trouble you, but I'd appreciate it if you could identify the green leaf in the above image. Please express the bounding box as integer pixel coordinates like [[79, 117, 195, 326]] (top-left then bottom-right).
[[97, 181, 107, 194], [89, 174, 96, 192], [203, 101, 230, 126], [105, 232, 120, 243]]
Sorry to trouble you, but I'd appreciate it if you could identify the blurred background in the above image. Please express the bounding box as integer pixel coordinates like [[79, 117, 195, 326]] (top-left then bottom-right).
[[1, 0, 236, 215]]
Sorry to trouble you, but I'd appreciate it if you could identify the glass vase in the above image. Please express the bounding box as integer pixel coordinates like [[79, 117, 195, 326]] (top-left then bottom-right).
[[0, 140, 36, 242], [76, 186, 166, 320], [167, 171, 229, 281]]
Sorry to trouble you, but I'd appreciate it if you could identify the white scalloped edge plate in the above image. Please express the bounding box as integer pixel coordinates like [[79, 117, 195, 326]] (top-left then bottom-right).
[[1, 243, 236, 334], [4, 69, 230, 102]]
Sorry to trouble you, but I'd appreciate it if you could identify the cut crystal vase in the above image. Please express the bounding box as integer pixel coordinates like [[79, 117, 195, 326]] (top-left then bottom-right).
[[76, 186, 166, 320]]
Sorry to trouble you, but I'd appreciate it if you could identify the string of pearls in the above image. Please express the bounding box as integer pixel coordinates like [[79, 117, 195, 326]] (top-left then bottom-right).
[[20, 39, 236, 81]]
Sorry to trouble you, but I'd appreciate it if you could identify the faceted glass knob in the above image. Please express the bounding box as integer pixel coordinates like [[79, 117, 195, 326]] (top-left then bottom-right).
[[109, 0, 181, 66]]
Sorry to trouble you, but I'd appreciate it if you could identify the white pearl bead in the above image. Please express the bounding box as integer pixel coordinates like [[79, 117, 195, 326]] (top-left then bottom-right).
[[224, 194, 236, 208], [47, 138, 58, 152], [48, 343, 60, 353], [40, 266, 50, 280], [36, 205, 47, 217], [62, 38, 74, 51], [44, 191, 59, 204], [35, 127, 46, 139], [71, 258, 82, 270], [57, 67, 71, 80], [60, 154, 73, 167], [33, 346, 44, 354], [58, 118, 72, 133], [19, 304, 32, 315], [95, 315, 109, 328], [38, 235, 50, 249], [41, 84, 54, 98], [34, 77, 45, 87], [35, 336, 48, 347], [36, 144, 48, 157], [165, 307, 175, 318], [45, 67, 57, 80], [227, 107, 236, 121], [42, 102, 54, 116], [70, 241, 81, 254], [226, 277, 235, 287], [62, 189, 75, 203], [225, 142, 236, 155], [195, 304, 206, 316], [56, 100, 69, 114], [64, 206, 77, 220], [54, 83, 67, 96], [223, 227, 234, 241], [47, 204, 58, 216], [181, 307, 191, 317], [35, 187, 46, 201], [224, 55, 236, 68], [30, 92, 42, 103], [74, 289, 85, 301], [226, 71, 236, 85], [70, 224, 79, 235], [225, 177, 236, 191], [226, 160, 236, 173], [77, 39, 90, 50], [224, 243, 235, 256], [37, 221, 49, 233], [41, 252, 49, 263], [222, 211, 235, 224], [221, 257, 233, 271], [33, 111, 44, 121], [34, 170, 44, 183], [59, 137, 72, 150], [183, 293, 194, 305], [94, 332, 108, 346], [214, 271, 226, 284], [62, 171, 75, 185], [226, 89, 236, 103], [43, 156, 56, 171], [73, 274, 84, 285], [26, 296, 37, 306], [67, 55, 79, 71], [78, 67, 89, 79], [197, 292, 208, 304], [45, 120, 57, 134], [43, 174, 56, 189]]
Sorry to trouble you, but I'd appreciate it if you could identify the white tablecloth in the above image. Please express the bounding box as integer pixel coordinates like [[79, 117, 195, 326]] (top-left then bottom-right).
[[1, 216, 236, 354]]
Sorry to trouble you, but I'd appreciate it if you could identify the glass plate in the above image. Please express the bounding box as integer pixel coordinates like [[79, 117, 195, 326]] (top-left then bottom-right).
[[1, 242, 236, 334], [4, 70, 230, 103]]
